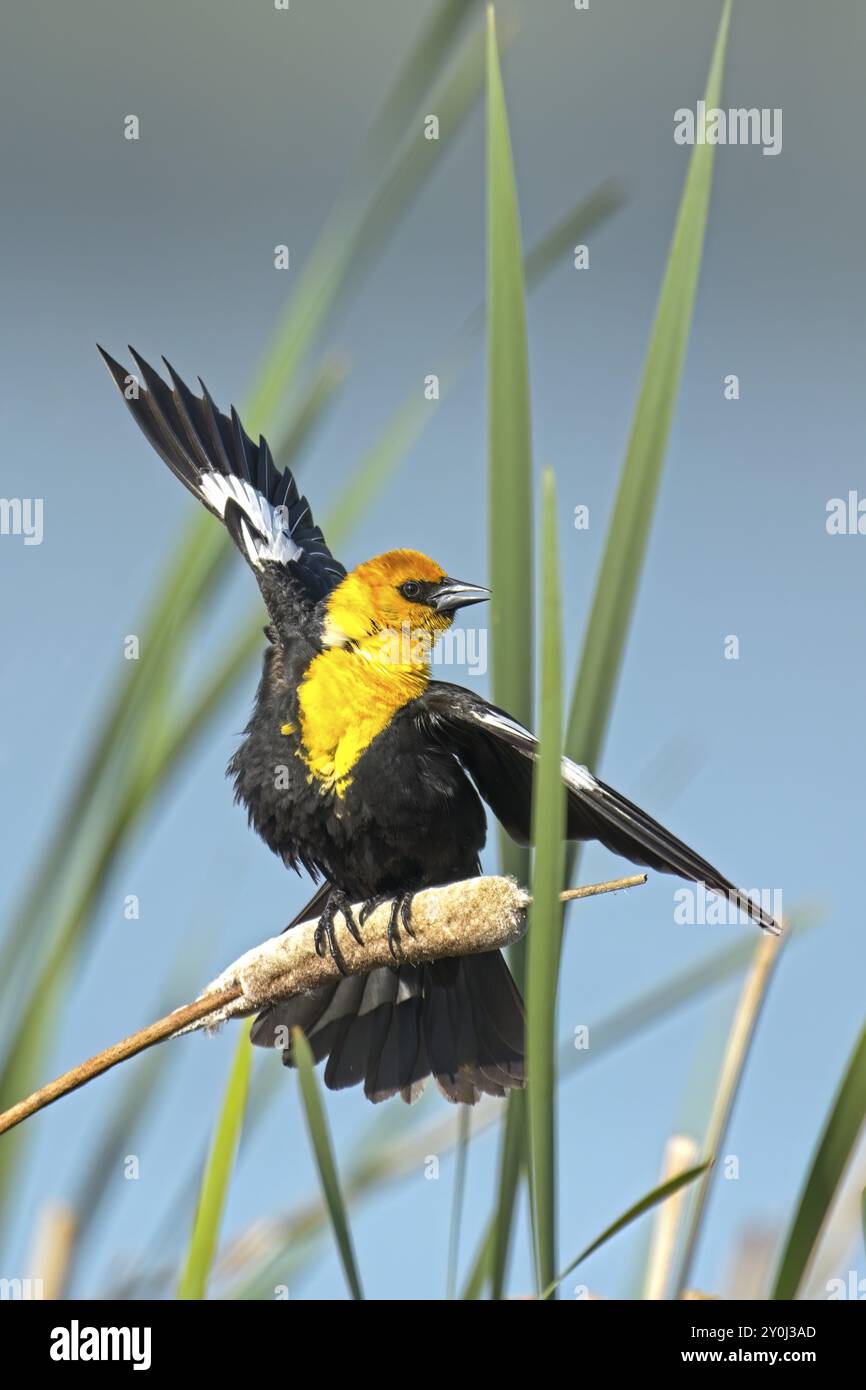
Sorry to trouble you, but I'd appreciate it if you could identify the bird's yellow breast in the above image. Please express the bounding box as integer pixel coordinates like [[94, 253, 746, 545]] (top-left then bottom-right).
[[285, 645, 429, 797]]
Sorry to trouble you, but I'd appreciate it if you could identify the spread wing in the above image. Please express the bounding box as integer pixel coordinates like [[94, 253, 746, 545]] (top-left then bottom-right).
[[412, 682, 780, 934], [98, 346, 346, 612]]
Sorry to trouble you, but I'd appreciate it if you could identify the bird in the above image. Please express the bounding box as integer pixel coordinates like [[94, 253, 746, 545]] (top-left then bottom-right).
[[99, 346, 780, 1106]]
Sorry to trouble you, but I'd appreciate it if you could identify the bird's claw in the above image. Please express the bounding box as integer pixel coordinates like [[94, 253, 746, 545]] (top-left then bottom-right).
[[356, 890, 418, 960], [358, 893, 389, 928], [314, 891, 363, 975], [387, 891, 417, 961]]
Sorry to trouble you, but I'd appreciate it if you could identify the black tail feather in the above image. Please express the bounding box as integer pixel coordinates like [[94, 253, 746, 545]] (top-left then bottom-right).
[[251, 951, 525, 1105]]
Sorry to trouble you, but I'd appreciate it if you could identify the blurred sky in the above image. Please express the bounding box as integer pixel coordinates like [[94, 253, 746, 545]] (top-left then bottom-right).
[[2, 0, 865, 1299]]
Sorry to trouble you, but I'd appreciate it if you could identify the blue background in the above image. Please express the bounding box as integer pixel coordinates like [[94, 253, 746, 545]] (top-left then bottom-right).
[[2, 0, 864, 1299]]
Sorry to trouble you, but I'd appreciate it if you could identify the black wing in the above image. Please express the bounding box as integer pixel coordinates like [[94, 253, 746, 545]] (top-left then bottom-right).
[[413, 682, 780, 934], [98, 346, 346, 605]]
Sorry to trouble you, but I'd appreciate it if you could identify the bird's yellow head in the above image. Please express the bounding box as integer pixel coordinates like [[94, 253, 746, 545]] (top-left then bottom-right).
[[322, 549, 490, 666], [290, 552, 488, 796]]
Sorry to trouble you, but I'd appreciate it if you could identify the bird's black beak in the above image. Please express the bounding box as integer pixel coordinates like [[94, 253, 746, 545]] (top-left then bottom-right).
[[430, 577, 491, 613]]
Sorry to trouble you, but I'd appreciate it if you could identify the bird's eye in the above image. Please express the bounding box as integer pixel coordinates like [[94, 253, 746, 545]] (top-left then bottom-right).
[[400, 580, 422, 601]]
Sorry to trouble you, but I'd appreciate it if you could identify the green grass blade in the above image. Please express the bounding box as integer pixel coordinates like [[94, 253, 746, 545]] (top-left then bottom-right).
[[481, 181, 621, 1300], [445, 1106, 471, 1299], [348, 25, 488, 293], [293, 1029, 364, 1301], [486, 2, 533, 750], [486, 0, 534, 1296], [271, 353, 349, 468], [358, 0, 477, 174], [565, 0, 732, 776], [675, 928, 785, 1295], [488, 1089, 525, 1298], [541, 1163, 710, 1300], [526, 469, 566, 1297], [772, 1021, 866, 1300], [461, 1222, 494, 1300], [464, 180, 624, 339], [524, 183, 623, 285], [177, 1027, 253, 1300]]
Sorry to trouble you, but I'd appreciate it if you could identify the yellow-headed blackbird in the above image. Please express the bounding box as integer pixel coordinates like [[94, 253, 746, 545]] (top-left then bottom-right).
[[99, 346, 778, 1105]]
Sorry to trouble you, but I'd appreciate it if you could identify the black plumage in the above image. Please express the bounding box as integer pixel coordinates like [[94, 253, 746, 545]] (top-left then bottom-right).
[[100, 347, 779, 1106]]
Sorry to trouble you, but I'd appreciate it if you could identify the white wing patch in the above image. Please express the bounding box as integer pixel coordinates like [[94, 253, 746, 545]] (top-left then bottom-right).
[[560, 757, 599, 794], [198, 471, 302, 569], [470, 706, 599, 793]]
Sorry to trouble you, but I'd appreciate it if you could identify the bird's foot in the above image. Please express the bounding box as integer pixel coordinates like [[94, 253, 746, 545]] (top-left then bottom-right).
[[358, 892, 391, 927], [387, 891, 417, 960], [358, 890, 418, 960], [314, 889, 363, 975]]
